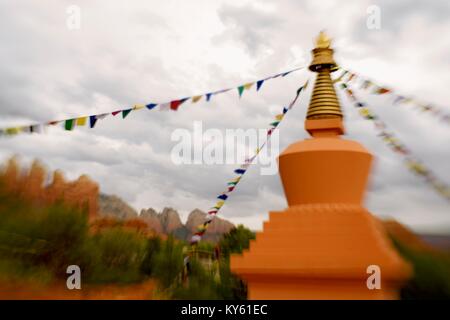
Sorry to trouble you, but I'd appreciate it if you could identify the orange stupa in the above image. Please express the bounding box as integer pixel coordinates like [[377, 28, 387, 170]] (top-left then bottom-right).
[[230, 32, 412, 300]]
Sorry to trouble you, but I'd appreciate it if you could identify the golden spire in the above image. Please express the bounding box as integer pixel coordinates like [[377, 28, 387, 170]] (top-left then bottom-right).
[[315, 31, 331, 48], [306, 31, 343, 120]]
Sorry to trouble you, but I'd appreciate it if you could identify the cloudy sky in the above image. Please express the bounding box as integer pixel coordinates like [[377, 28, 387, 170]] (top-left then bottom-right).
[[0, 0, 449, 234]]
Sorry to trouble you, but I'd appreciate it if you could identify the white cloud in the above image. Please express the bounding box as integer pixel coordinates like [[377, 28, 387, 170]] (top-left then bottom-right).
[[0, 0, 449, 234]]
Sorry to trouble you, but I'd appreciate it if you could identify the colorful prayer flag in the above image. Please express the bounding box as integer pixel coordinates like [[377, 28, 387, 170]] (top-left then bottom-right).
[[215, 201, 225, 208], [270, 121, 280, 127], [237, 85, 244, 97], [256, 80, 264, 91], [76, 117, 87, 126], [217, 194, 228, 201], [64, 119, 75, 131], [192, 95, 202, 103], [122, 109, 132, 118], [89, 116, 97, 128], [243, 82, 254, 90], [146, 103, 157, 110]]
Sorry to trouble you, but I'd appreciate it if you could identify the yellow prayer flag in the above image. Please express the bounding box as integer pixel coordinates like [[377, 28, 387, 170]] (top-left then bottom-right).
[[133, 104, 145, 110], [6, 127, 20, 135], [197, 224, 208, 232], [303, 80, 310, 89], [76, 117, 87, 126], [243, 82, 254, 90], [192, 95, 202, 103], [230, 177, 241, 183], [275, 114, 284, 121], [215, 201, 225, 208], [403, 98, 413, 104], [359, 108, 370, 117]]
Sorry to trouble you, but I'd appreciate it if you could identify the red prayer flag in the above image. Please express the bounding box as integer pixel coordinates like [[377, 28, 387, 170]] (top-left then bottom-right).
[[170, 100, 182, 111]]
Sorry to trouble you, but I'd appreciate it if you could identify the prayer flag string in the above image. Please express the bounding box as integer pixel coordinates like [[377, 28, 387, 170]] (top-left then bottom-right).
[[0, 66, 305, 137], [335, 76, 450, 202], [188, 79, 310, 247], [335, 69, 450, 125]]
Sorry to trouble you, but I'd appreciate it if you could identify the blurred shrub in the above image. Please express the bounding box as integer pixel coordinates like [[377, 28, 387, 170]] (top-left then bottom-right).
[[0, 177, 149, 285], [392, 238, 450, 299], [152, 236, 185, 289], [218, 224, 255, 258], [80, 227, 147, 284], [171, 258, 221, 300], [0, 178, 89, 280], [140, 236, 162, 277]]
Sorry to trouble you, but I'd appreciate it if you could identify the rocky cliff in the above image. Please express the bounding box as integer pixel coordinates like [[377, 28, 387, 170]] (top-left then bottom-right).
[[139, 207, 234, 242], [1, 157, 234, 242], [98, 193, 139, 220], [1, 157, 99, 219], [185, 208, 235, 242]]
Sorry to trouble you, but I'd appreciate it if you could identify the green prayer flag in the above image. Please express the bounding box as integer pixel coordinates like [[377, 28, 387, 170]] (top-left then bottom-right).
[[122, 109, 132, 119], [237, 85, 244, 97], [65, 119, 74, 131]]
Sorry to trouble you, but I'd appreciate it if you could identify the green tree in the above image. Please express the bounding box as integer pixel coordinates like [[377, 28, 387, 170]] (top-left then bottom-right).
[[218, 224, 255, 258]]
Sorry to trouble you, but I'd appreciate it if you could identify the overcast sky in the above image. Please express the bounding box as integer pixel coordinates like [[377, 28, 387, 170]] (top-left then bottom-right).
[[0, 0, 449, 234]]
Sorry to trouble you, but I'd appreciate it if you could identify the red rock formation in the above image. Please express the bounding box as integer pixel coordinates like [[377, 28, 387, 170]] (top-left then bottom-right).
[[186, 209, 234, 241], [1, 158, 99, 219], [159, 207, 183, 233], [140, 208, 163, 234]]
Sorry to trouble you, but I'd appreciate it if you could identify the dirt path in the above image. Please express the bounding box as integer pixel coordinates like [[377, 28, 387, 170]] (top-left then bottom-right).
[[0, 279, 156, 300]]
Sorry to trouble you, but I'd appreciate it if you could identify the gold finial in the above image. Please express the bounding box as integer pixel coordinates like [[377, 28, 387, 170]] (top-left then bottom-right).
[[306, 32, 343, 126], [315, 31, 331, 49]]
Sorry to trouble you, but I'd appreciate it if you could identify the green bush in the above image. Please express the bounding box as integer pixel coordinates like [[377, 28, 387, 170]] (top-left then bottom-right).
[[0, 182, 89, 280], [219, 224, 255, 258], [140, 236, 162, 277], [391, 238, 450, 299], [171, 259, 221, 300], [152, 236, 185, 289], [79, 227, 147, 284], [0, 178, 149, 285]]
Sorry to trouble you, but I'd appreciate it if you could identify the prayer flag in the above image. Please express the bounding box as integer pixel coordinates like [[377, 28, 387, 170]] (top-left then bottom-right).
[[146, 103, 157, 110], [65, 119, 75, 131], [89, 116, 97, 128], [243, 82, 254, 90], [192, 95, 202, 103], [122, 109, 132, 118], [237, 85, 244, 97], [256, 80, 264, 91], [76, 117, 87, 126], [217, 194, 228, 201]]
